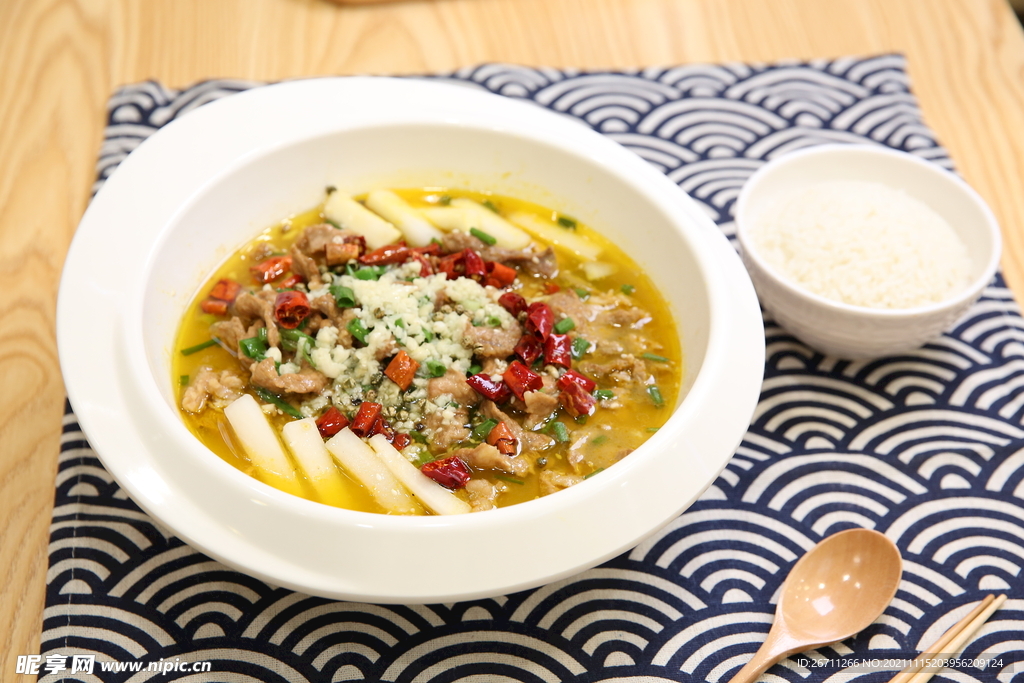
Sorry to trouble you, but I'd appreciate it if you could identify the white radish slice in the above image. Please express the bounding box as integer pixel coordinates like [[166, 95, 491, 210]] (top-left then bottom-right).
[[324, 192, 402, 249], [224, 394, 301, 494], [325, 428, 423, 515], [505, 210, 603, 260], [281, 418, 349, 503], [582, 261, 617, 280], [419, 206, 467, 231], [449, 198, 532, 249], [368, 435, 471, 516], [365, 190, 444, 247]]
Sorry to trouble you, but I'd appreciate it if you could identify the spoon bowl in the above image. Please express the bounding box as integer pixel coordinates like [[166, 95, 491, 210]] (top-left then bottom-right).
[[728, 528, 902, 683]]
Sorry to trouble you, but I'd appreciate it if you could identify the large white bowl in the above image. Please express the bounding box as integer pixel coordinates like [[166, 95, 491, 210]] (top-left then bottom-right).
[[57, 78, 764, 603]]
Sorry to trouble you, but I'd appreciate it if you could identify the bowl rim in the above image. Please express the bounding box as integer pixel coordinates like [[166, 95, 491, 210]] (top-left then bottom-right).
[[734, 143, 1003, 318], [57, 76, 765, 602]]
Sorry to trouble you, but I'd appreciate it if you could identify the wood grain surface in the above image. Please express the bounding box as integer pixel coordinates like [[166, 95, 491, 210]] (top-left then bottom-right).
[[3, 0, 1024, 672]]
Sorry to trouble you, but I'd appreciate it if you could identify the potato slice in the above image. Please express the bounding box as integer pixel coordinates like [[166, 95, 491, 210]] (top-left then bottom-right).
[[324, 192, 402, 249], [281, 418, 349, 503], [505, 210, 603, 260], [420, 200, 532, 250], [368, 435, 471, 515], [223, 394, 301, 495], [365, 190, 443, 247], [325, 428, 423, 514]]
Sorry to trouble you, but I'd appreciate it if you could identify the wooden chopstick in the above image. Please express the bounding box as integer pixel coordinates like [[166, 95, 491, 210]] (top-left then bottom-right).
[[889, 594, 1005, 683]]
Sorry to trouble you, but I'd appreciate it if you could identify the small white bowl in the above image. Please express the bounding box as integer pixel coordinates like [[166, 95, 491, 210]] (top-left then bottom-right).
[[734, 144, 1002, 359], [58, 78, 765, 602]]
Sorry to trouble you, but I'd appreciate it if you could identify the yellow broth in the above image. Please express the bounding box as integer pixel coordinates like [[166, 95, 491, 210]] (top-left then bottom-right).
[[173, 189, 682, 513]]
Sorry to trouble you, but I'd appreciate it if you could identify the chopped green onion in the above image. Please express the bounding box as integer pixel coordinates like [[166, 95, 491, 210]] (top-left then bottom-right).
[[575, 415, 588, 424], [495, 474, 525, 485], [482, 199, 499, 213], [409, 431, 428, 445], [393, 318, 405, 329], [239, 335, 268, 361], [180, 339, 218, 356], [468, 364, 482, 376], [472, 418, 499, 441], [254, 388, 303, 419], [646, 427, 659, 432], [487, 315, 503, 327], [354, 266, 384, 280], [179, 375, 189, 386], [325, 218, 342, 229], [584, 467, 605, 479], [594, 389, 615, 400], [553, 317, 575, 334], [331, 284, 356, 308], [438, 194, 452, 206], [413, 450, 438, 466], [648, 385, 665, 407], [280, 328, 316, 352], [422, 328, 434, 342], [426, 359, 447, 378], [348, 318, 369, 345], [641, 352, 670, 363], [571, 337, 591, 360], [574, 288, 590, 300], [557, 215, 577, 229], [258, 327, 268, 343], [546, 421, 569, 443], [470, 227, 497, 246], [591, 435, 609, 445], [621, 284, 635, 295]]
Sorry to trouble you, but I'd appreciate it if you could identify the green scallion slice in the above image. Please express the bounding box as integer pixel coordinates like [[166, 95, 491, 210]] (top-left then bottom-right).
[[571, 337, 591, 360], [482, 199, 499, 214], [575, 414, 588, 424], [553, 317, 575, 334], [646, 427, 659, 432], [354, 267, 381, 281], [594, 389, 615, 400], [557, 215, 577, 229], [591, 435, 609, 445], [486, 315, 502, 327], [255, 388, 303, 419], [180, 339, 218, 356], [347, 318, 369, 345], [584, 467, 605, 479], [325, 218, 342, 229], [422, 328, 434, 342], [426, 359, 447, 378], [472, 418, 499, 442], [621, 284, 635, 295], [409, 430, 429, 445], [495, 474, 525, 485], [239, 336, 268, 361], [641, 352, 670, 363], [648, 385, 665, 407], [438, 194, 452, 206], [179, 375, 189, 386], [546, 421, 569, 443], [470, 227, 497, 246], [574, 287, 590, 300], [330, 284, 356, 308], [468, 364, 482, 376]]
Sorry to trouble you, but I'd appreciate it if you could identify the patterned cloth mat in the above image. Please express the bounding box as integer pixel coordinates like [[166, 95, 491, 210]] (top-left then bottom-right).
[[40, 55, 1024, 682]]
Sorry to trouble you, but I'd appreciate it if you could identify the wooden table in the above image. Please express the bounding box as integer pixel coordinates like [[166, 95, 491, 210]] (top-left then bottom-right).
[[3, 0, 1024, 669]]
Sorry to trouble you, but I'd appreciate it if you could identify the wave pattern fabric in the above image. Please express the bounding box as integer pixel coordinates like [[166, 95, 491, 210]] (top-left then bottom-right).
[[44, 56, 1024, 682]]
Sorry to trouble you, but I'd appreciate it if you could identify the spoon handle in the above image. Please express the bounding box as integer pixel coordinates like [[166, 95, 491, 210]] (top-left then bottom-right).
[[726, 629, 802, 683]]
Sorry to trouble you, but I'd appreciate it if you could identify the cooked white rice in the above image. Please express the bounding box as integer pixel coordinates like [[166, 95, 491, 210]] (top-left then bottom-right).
[[749, 180, 971, 309]]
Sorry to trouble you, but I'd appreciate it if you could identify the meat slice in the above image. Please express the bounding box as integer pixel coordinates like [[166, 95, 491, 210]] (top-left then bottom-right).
[[440, 232, 557, 277], [424, 407, 471, 452], [208, 317, 248, 355], [481, 401, 554, 452], [250, 359, 328, 394], [522, 390, 560, 429], [428, 369, 481, 407], [181, 366, 245, 413], [462, 319, 522, 358], [519, 246, 557, 278], [289, 243, 322, 290], [578, 355, 650, 385], [546, 289, 598, 331], [294, 223, 354, 255], [539, 470, 584, 496], [233, 290, 280, 347], [466, 479, 497, 512], [450, 443, 528, 476]]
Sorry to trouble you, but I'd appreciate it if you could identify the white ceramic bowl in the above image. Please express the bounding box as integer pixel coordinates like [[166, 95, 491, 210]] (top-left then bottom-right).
[[735, 144, 1002, 359], [57, 78, 764, 603]]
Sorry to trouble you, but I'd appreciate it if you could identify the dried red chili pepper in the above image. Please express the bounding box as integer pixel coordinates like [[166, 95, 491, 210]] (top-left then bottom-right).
[[410, 242, 442, 256], [525, 302, 554, 341], [498, 292, 528, 317], [343, 234, 367, 256], [251, 255, 292, 284], [421, 456, 471, 489], [391, 433, 412, 450], [503, 360, 543, 400], [209, 278, 242, 302], [374, 416, 395, 441], [560, 381, 597, 418], [350, 402, 383, 437], [485, 262, 517, 288], [359, 241, 409, 265], [409, 252, 434, 277], [278, 274, 304, 289], [556, 369, 596, 393], [200, 298, 229, 316], [436, 252, 465, 280], [274, 290, 310, 329], [384, 350, 420, 391], [486, 421, 519, 456], [514, 334, 543, 366], [462, 249, 487, 281], [543, 282, 561, 294], [316, 406, 349, 438], [543, 333, 572, 368], [466, 373, 512, 402]]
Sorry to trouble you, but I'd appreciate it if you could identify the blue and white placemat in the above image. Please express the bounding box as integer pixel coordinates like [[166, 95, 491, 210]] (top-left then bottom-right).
[[41, 56, 1024, 682]]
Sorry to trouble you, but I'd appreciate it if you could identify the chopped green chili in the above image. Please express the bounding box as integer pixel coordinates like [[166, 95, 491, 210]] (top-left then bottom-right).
[[621, 284, 635, 295], [584, 467, 605, 479], [594, 389, 615, 400], [571, 337, 591, 360], [426, 359, 447, 378], [495, 474, 525, 485], [472, 418, 499, 441], [641, 352, 670, 363], [557, 215, 577, 229], [574, 287, 590, 300], [546, 421, 569, 443], [482, 199, 499, 213], [255, 388, 303, 419], [180, 338, 218, 356], [553, 317, 575, 334], [179, 375, 189, 386], [470, 227, 497, 246], [648, 385, 665, 407], [347, 318, 369, 345], [331, 284, 356, 308]]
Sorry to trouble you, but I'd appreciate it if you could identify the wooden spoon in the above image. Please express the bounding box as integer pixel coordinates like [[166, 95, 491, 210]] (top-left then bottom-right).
[[727, 528, 903, 683]]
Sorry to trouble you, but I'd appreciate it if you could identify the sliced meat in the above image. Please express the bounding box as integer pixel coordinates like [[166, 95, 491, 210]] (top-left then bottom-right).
[[462, 319, 522, 358], [373, 334, 399, 361], [522, 390, 560, 429], [428, 369, 481, 407], [250, 359, 328, 394], [294, 223, 354, 255], [209, 317, 248, 355], [289, 243, 323, 290], [424, 407, 471, 452], [601, 306, 651, 328], [481, 401, 554, 452], [539, 470, 584, 497], [251, 242, 275, 262], [519, 246, 557, 278], [233, 290, 280, 347], [466, 479, 497, 512], [310, 296, 354, 344], [181, 366, 245, 413], [579, 355, 650, 385], [441, 232, 557, 276], [546, 289, 600, 332], [450, 443, 527, 476]]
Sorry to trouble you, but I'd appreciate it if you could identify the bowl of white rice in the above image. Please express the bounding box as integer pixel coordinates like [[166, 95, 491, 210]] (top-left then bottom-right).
[[735, 144, 1001, 358]]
